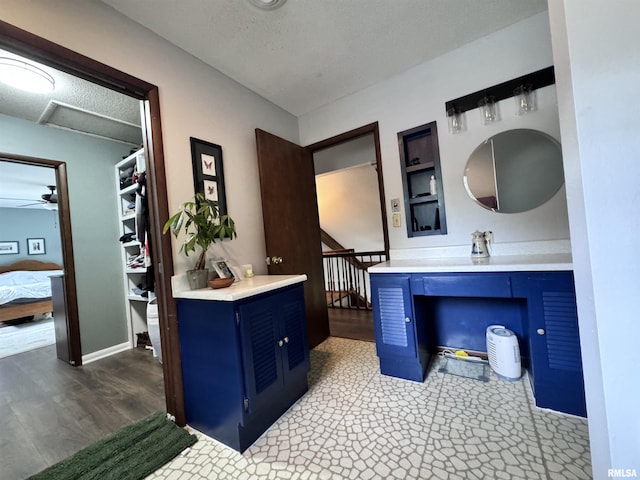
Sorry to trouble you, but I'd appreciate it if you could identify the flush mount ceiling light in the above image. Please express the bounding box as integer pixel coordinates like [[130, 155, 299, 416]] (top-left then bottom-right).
[[0, 57, 55, 93], [248, 0, 287, 10]]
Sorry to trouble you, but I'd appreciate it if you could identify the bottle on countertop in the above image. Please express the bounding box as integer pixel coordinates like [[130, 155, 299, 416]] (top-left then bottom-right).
[[429, 175, 437, 195]]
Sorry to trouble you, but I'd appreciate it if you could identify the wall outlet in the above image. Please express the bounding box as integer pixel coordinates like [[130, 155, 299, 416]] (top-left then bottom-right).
[[392, 213, 401, 227]]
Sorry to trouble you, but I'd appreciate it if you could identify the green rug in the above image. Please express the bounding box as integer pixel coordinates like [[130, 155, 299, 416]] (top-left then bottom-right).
[[28, 412, 197, 480]]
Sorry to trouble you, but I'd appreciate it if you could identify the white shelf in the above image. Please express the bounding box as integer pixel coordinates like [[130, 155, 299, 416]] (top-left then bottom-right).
[[125, 267, 147, 274], [119, 183, 137, 196], [128, 294, 148, 302], [115, 147, 148, 348]]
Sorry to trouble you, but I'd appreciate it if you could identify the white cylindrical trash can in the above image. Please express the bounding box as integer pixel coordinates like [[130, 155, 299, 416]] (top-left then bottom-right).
[[486, 325, 521, 380], [147, 298, 162, 363]]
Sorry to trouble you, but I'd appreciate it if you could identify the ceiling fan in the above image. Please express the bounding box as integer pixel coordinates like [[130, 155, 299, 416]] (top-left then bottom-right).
[[10, 185, 59, 208]]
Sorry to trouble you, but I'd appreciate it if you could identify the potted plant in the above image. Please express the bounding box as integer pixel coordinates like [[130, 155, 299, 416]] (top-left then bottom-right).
[[163, 193, 237, 289]]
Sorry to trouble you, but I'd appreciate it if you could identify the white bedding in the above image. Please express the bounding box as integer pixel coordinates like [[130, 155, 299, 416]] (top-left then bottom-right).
[[0, 270, 63, 306]]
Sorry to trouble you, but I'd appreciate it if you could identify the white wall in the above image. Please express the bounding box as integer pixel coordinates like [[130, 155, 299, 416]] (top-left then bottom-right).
[[0, 0, 299, 278], [549, 0, 640, 476], [313, 134, 375, 175], [316, 164, 385, 252], [299, 12, 570, 258]]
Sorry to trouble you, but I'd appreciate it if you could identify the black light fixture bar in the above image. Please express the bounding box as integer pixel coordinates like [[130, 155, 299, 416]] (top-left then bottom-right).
[[445, 66, 555, 114]]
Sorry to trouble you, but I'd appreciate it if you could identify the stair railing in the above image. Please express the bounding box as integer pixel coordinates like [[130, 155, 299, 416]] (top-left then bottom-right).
[[322, 250, 386, 310]]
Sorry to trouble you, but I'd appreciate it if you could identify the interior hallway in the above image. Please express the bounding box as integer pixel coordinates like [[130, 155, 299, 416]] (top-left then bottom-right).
[[328, 307, 375, 342]]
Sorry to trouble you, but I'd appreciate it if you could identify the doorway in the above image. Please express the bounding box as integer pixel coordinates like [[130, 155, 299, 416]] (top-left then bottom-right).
[[256, 123, 388, 346], [0, 20, 184, 423], [311, 125, 388, 342], [0, 156, 79, 362]]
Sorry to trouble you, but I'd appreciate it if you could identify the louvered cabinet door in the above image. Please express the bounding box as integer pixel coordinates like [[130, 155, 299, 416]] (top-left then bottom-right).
[[239, 295, 284, 415], [372, 275, 417, 359], [238, 284, 310, 416], [279, 286, 310, 381], [527, 272, 586, 417]]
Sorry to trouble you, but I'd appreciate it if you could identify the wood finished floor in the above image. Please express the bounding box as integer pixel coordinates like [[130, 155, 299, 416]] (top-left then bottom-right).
[[0, 345, 165, 480], [327, 307, 375, 342]]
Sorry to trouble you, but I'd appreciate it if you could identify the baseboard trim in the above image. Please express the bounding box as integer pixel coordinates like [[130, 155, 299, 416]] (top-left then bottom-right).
[[82, 341, 131, 365]]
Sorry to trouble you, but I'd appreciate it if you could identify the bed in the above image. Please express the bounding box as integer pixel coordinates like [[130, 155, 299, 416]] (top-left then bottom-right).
[[0, 260, 63, 323]]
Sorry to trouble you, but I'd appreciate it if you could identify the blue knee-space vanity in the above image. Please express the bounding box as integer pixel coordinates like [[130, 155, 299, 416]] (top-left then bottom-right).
[[172, 274, 310, 452], [369, 254, 586, 417]]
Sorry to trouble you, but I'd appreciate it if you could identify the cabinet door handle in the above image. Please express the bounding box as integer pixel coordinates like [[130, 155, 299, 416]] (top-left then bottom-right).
[[278, 339, 284, 347], [405, 317, 411, 323], [284, 336, 289, 343], [537, 328, 545, 335]]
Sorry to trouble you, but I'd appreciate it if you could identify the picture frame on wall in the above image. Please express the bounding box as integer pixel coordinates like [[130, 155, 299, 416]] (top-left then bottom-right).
[[27, 238, 46, 255], [0, 241, 19, 255], [190, 137, 227, 215]]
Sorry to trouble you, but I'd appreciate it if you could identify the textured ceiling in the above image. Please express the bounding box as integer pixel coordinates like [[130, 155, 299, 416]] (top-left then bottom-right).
[[99, 0, 548, 116], [0, 1, 548, 208], [0, 48, 141, 209], [0, 48, 142, 144]]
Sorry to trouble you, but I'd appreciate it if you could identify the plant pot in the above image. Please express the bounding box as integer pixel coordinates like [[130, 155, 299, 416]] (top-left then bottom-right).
[[186, 268, 209, 290]]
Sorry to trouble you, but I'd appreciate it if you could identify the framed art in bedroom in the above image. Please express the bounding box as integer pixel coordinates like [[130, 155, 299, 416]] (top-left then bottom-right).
[[0, 241, 19, 255], [27, 238, 46, 255]]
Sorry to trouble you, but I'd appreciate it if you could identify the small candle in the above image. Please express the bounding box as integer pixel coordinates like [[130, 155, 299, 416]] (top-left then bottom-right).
[[246, 268, 253, 278]]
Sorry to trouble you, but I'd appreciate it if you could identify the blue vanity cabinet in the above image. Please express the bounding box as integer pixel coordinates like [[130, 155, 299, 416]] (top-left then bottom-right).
[[518, 272, 586, 417], [176, 283, 310, 452], [371, 274, 429, 381], [238, 286, 310, 416], [370, 268, 586, 416]]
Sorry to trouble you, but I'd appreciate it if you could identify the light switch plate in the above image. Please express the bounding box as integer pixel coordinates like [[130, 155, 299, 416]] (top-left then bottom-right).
[[392, 213, 401, 227], [391, 198, 401, 212]]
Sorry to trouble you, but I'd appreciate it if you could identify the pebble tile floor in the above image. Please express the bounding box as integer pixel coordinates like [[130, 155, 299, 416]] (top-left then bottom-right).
[[148, 337, 591, 480]]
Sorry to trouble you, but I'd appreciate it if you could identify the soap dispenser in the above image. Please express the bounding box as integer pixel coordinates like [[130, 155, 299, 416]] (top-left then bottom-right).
[[471, 230, 492, 258]]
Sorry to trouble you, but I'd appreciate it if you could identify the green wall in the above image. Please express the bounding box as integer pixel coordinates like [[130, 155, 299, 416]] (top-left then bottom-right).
[[0, 207, 63, 265], [0, 113, 134, 354]]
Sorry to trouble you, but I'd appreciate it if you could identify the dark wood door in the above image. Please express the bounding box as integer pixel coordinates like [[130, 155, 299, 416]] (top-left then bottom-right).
[[50, 274, 71, 363], [255, 129, 329, 348]]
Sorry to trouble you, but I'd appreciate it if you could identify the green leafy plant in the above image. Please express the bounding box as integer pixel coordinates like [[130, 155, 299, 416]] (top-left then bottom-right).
[[163, 193, 237, 270]]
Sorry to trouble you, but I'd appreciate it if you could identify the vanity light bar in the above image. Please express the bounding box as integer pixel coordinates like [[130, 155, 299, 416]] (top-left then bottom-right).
[[444, 66, 555, 115]]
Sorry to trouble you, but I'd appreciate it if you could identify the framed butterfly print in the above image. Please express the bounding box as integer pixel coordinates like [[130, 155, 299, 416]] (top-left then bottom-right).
[[190, 137, 228, 215]]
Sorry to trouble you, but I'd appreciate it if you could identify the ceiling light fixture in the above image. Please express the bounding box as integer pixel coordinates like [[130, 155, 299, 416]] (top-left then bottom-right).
[[0, 57, 55, 93], [248, 0, 287, 10]]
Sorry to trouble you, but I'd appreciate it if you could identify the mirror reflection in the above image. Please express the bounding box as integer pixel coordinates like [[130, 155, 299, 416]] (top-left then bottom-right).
[[464, 129, 564, 213]]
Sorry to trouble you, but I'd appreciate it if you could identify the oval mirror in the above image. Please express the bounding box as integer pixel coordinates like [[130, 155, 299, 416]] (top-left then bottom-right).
[[463, 129, 564, 213]]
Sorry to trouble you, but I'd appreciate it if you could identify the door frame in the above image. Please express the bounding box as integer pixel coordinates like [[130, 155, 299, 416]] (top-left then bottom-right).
[[0, 20, 185, 424], [306, 122, 389, 257], [0, 154, 81, 365]]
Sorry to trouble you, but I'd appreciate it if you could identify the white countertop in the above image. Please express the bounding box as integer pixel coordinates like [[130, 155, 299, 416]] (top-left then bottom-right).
[[171, 274, 307, 301], [368, 253, 572, 274]]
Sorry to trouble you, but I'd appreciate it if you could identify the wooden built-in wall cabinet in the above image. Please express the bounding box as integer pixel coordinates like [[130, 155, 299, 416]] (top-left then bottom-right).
[[397, 122, 447, 237]]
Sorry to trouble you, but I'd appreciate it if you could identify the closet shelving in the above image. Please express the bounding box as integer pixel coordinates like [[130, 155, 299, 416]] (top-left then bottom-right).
[[115, 147, 148, 346]]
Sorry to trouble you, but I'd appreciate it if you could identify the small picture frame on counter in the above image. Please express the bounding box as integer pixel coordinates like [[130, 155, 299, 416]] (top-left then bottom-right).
[[211, 258, 239, 282]]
